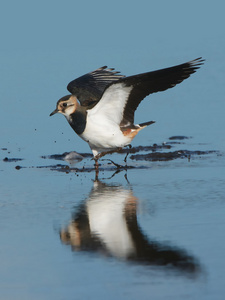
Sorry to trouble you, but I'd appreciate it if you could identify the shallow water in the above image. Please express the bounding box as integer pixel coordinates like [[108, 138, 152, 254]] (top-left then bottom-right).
[[1, 136, 225, 299]]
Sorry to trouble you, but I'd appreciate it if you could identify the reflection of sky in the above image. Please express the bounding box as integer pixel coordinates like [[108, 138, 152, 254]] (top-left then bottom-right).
[[0, 1, 225, 159]]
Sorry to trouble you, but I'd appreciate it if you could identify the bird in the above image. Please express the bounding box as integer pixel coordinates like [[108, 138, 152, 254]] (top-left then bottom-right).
[[50, 58, 204, 169]]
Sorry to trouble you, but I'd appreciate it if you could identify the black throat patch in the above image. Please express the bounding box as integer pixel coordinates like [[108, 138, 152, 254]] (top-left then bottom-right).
[[69, 110, 87, 135]]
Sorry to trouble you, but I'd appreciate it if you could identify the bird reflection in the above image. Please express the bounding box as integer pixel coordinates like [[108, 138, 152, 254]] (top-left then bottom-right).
[[60, 181, 200, 275]]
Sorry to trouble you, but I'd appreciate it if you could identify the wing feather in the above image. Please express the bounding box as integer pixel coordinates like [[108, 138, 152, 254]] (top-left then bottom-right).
[[67, 66, 125, 106], [88, 83, 132, 126], [88, 58, 204, 129], [119, 57, 204, 127]]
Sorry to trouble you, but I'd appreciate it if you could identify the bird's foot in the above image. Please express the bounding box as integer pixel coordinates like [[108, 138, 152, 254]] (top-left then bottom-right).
[[124, 144, 132, 163], [102, 159, 123, 169]]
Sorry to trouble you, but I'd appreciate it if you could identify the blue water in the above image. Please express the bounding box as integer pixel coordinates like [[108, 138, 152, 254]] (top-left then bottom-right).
[[1, 1, 225, 299]]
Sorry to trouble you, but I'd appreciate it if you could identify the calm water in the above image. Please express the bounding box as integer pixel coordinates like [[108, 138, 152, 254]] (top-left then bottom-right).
[[1, 2, 225, 299], [1, 135, 225, 300]]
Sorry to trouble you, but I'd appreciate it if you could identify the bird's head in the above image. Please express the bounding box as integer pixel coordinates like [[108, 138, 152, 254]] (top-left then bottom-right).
[[50, 95, 78, 117]]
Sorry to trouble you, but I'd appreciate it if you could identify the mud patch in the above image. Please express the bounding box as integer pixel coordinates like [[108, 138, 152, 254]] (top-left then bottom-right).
[[120, 143, 172, 154], [1, 137, 220, 173], [130, 150, 218, 161], [35, 161, 139, 174]]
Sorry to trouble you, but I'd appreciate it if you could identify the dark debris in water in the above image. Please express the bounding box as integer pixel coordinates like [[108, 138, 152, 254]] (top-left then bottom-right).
[[3, 157, 23, 162], [130, 150, 217, 161], [37, 164, 75, 173], [15, 165, 22, 170], [169, 136, 192, 140], [119, 143, 171, 154]]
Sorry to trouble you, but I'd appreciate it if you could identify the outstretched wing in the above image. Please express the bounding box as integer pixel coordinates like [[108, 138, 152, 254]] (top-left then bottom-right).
[[89, 58, 204, 128], [119, 57, 204, 127], [67, 66, 125, 107]]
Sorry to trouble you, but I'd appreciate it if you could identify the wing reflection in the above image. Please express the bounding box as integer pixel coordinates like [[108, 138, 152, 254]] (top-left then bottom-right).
[[60, 181, 200, 275]]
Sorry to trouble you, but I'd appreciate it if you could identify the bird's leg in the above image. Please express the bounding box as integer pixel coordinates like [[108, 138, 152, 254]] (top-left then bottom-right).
[[124, 173, 130, 184], [94, 159, 99, 169], [94, 148, 125, 169], [94, 158, 99, 180], [124, 144, 132, 163]]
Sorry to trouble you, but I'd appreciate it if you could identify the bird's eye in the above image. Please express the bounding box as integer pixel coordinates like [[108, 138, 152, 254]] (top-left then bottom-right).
[[62, 103, 67, 107]]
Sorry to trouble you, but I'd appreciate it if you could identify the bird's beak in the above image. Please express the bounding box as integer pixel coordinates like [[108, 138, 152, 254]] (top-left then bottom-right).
[[49, 108, 58, 116]]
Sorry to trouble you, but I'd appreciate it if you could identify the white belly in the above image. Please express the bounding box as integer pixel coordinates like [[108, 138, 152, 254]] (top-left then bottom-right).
[[80, 115, 131, 153]]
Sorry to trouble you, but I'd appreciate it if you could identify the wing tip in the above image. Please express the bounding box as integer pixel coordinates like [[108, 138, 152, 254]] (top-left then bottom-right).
[[182, 57, 205, 75], [188, 57, 205, 68], [93, 66, 125, 79]]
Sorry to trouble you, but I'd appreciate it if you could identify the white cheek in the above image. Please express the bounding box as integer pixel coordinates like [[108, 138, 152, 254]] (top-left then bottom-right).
[[65, 105, 75, 115], [63, 105, 75, 117]]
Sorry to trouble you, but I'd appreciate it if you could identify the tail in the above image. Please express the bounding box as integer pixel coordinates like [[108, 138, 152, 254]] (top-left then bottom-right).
[[139, 121, 155, 128]]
